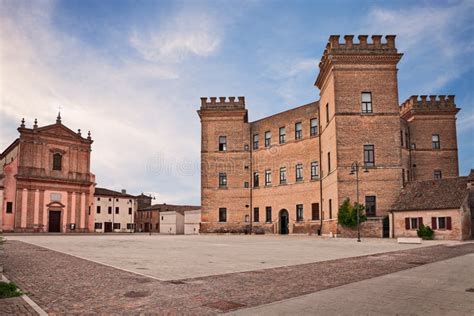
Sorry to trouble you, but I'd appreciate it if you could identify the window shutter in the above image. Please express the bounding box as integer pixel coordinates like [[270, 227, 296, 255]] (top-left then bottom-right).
[[418, 217, 423, 226], [431, 217, 437, 229], [446, 217, 452, 230], [405, 218, 410, 230]]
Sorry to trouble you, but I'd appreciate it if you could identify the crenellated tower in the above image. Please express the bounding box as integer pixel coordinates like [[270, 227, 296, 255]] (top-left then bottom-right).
[[197, 97, 251, 232], [315, 35, 404, 237], [399, 95, 459, 181]]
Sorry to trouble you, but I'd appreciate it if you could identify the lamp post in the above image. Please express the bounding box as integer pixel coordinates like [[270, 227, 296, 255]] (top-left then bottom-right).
[[349, 161, 368, 242]]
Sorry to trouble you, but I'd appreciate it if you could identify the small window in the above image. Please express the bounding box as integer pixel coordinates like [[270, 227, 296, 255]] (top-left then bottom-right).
[[96, 206, 101, 214], [116, 198, 119, 202], [127, 223, 134, 230], [97, 197, 101, 201], [279, 127, 286, 144], [6, 202, 13, 213], [329, 199, 332, 219], [244, 181, 249, 188], [438, 217, 446, 229], [108, 198, 111, 202], [245, 215, 250, 222], [266, 206, 272, 223], [244, 144, 249, 151], [295, 122, 302, 140], [434, 170, 442, 179], [327, 152, 331, 173], [326, 103, 329, 124], [94, 223, 102, 229], [433, 216, 451, 230], [253, 172, 259, 187], [364, 145, 375, 167], [219, 208, 227, 222], [311, 161, 319, 179], [310, 118, 318, 136], [219, 173, 227, 188], [311, 203, 319, 220], [115, 207, 119, 214], [265, 131, 271, 147], [411, 217, 419, 229], [253, 134, 259, 150], [265, 170, 271, 186], [296, 164, 303, 182], [365, 196, 376, 217], [52, 153, 62, 171], [432, 134, 440, 149], [113, 223, 121, 230], [108, 206, 112, 214], [296, 204, 304, 222], [219, 136, 227, 151], [254, 207, 259, 222], [280, 167, 287, 184], [361, 92, 372, 113], [128, 207, 132, 215], [400, 130, 404, 147]]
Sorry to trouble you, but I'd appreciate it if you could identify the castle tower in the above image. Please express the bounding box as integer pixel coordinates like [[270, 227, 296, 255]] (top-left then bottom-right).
[[400, 95, 460, 181], [197, 97, 251, 232], [315, 35, 404, 236]]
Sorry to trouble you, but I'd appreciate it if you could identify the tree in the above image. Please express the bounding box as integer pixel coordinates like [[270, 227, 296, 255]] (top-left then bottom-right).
[[338, 198, 367, 228]]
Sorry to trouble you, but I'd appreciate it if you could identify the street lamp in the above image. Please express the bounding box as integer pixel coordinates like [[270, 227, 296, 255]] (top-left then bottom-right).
[[349, 161, 368, 242]]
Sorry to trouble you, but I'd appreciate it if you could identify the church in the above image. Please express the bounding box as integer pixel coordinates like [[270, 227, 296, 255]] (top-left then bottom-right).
[[0, 114, 95, 232]]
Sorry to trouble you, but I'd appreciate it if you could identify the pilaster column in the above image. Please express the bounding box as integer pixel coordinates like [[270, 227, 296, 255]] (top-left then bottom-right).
[[33, 189, 40, 227], [21, 189, 27, 228], [71, 192, 76, 224], [80, 193, 86, 229]]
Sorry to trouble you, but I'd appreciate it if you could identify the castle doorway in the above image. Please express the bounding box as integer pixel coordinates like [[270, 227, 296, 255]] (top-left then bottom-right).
[[48, 210, 61, 233], [279, 209, 289, 235]]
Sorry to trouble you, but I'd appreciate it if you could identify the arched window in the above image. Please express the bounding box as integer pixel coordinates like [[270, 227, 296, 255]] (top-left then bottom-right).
[[53, 153, 62, 171]]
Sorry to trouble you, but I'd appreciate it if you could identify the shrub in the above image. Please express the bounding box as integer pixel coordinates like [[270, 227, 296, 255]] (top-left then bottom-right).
[[417, 224, 434, 240], [338, 198, 367, 228], [0, 282, 22, 299]]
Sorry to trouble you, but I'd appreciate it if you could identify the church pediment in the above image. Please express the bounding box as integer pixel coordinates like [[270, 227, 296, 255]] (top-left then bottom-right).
[[35, 124, 89, 142], [46, 201, 65, 208]]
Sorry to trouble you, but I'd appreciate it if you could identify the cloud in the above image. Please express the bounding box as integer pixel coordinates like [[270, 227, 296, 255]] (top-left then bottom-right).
[[129, 9, 221, 63]]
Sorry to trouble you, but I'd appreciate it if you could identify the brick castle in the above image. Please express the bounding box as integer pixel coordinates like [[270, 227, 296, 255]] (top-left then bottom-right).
[[198, 35, 460, 237]]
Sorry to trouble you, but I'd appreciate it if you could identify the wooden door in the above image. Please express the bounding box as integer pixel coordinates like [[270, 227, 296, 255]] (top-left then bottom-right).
[[48, 211, 61, 232]]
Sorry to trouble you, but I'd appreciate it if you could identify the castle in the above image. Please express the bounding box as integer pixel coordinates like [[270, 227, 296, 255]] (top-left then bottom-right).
[[198, 35, 461, 237]]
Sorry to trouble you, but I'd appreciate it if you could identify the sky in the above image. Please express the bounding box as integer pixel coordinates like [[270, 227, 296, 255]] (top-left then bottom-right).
[[0, 0, 473, 204]]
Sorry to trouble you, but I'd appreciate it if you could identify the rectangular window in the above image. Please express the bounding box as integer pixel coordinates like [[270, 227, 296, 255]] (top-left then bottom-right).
[[279, 127, 286, 144], [432, 134, 440, 149], [311, 161, 319, 179], [128, 207, 132, 215], [265, 131, 271, 147], [253, 172, 259, 187], [296, 204, 304, 222], [310, 118, 318, 136], [115, 207, 119, 214], [432, 217, 451, 230], [411, 217, 419, 229], [254, 207, 259, 222], [361, 92, 373, 113], [326, 103, 329, 124], [108, 206, 112, 214], [311, 203, 319, 220], [94, 223, 102, 229], [434, 170, 442, 179], [265, 170, 272, 186], [438, 217, 446, 229], [295, 122, 302, 140], [296, 164, 303, 182], [97, 197, 101, 201], [266, 207, 272, 223], [405, 132, 409, 149], [219, 208, 227, 222], [52, 153, 62, 171], [364, 145, 375, 167], [6, 202, 13, 213], [400, 130, 404, 147], [280, 167, 287, 184], [113, 223, 121, 230], [219, 136, 227, 151], [327, 152, 331, 173], [253, 134, 259, 149], [219, 173, 227, 188], [329, 199, 332, 219], [365, 196, 376, 217], [127, 223, 134, 230], [96, 206, 101, 214], [244, 181, 249, 188]]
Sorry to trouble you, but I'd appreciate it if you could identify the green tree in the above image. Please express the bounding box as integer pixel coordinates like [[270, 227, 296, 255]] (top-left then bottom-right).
[[338, 198, 367, 228]]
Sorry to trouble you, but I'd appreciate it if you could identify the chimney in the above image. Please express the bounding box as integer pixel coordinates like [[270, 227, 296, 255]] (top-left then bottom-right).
[[121, 189, 126, 194]]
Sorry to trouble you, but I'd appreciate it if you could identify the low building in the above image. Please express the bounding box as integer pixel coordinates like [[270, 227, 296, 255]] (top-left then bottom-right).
[[390, 171, 474, 240], [184, 209, 201, 235], [160, 210, 185, 234], [93, 187, 137, 233], [135, 203, 200, 233]]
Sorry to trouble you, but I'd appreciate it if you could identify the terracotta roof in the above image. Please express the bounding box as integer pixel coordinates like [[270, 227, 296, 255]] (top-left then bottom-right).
[[391, 177, 469, 212], [138, 204, 200, 212], [94, 187, 136, 198]]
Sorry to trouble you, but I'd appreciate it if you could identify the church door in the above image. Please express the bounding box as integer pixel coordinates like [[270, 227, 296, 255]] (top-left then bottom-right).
[[279, 209, 289, 235], [48, 210, 61, 233]]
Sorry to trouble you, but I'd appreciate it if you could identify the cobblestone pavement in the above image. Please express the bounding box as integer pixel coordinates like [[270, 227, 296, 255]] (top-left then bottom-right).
[[1, 240, 474, 315], [0, 297, 37, 316]]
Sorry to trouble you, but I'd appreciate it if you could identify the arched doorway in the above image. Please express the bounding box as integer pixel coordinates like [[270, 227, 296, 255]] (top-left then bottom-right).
[[279, 209, 289, 235]]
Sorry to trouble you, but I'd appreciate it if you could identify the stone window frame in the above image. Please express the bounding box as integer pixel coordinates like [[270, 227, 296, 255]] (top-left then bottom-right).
[[365, 196, 376, 217], [253, 172, 259, 187], [264, 131, 271, 147], [279, 167, 287, 184], [295, 163, 303, 182], [265, 206, 272, 223], [311, 161, 319, 180], [296, 204, 304, 222], [295, 122, 302, 140], [432, 134, 440, 149], [253, 207, 259, 222], [218, 136, 227, 151], [364, 144, 375, 167], [219, 208, 227, 222], [279, 127, 286, 144], [265, 170, 272, 186], [361, 92, 373, 114], [219, 172, 227, 188], [310, 118, 318, 136], [253, 134, 259, 150]]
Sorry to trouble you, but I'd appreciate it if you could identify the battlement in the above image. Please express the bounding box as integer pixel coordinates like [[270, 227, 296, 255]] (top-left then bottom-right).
[[399, 95, 457, 115], [200, 96, 245, 109]]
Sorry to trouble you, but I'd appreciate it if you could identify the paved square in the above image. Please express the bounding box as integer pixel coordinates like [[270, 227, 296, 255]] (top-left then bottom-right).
[[5, 234, 455, 280]]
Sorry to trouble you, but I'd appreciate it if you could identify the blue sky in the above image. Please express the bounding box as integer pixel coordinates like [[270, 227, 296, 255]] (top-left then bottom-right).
[[1, 0, 473, 204]]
